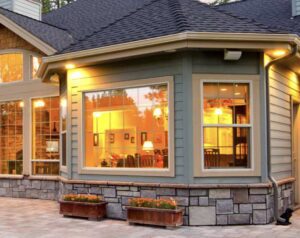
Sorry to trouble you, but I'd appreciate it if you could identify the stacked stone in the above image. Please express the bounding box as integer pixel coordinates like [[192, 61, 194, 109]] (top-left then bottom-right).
[[0, 179, 59, 200]]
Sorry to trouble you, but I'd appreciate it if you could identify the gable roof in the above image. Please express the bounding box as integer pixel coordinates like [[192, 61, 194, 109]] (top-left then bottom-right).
[[0, 7, 73, 53], [43, 0, 286, 54], [217, 0, 300, 35]]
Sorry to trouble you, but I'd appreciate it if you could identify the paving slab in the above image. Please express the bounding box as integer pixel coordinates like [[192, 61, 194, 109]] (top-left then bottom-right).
[[0, 197, 299, 238]]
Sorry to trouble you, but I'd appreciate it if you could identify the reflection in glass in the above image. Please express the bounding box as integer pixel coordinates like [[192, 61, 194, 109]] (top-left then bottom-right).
[[32, 97, 60, 175], [0, 101, 23, 174], [203, 82, 251, 169], [84, 84, 169, 169]]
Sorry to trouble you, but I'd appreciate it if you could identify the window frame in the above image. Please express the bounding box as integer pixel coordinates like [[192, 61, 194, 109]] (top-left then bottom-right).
[[193, 74, 261, 177], [0, 98, 24, 176], [0, 50, 24, 84], [60, 92, 67, 172], [30, 95, 60, 177], [78, 76, 175, 177]]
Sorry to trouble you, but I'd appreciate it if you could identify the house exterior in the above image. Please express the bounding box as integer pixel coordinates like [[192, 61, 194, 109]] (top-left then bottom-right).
[[0, 0, 299, 226]]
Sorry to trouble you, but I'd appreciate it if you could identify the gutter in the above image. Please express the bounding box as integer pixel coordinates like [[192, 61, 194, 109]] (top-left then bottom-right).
[[265, 44, 298, 224]]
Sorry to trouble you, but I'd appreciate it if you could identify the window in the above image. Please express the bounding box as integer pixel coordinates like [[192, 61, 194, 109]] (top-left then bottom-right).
[[31, 56, 42, 79], [0, 100, 23, 175], [0, 53, 23, 83], [32, 97, 60, 176], [60, 95, 67, 167], [84, 83, 169, 170], [202, 82, 252, 169]]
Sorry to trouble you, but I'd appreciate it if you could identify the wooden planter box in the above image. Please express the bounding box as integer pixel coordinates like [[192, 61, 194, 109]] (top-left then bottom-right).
[[126, 206, 183, 228], [60, 201, 107, 220]]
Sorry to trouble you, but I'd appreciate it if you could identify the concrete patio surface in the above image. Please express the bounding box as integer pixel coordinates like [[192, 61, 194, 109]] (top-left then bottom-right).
[[0, 197, 299, 238]]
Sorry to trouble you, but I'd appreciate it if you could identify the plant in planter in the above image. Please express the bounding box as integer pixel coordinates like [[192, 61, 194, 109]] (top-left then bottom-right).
[[127, 198, 183, 228], [60, 194, 107, 221]]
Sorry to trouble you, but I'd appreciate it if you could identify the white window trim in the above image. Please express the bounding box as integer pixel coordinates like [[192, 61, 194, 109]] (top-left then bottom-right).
[[193, 74, 261, 177], [60, 93, 67, 173], [30, 95, 60, 177], [77, 76, 175, 177]]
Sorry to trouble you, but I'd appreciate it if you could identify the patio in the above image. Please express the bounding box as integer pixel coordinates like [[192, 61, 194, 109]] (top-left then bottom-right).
[[0, 198, 299, 238]]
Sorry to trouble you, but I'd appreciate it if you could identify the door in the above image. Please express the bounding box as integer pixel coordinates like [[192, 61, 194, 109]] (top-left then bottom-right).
[[292, 100, 300, 206]]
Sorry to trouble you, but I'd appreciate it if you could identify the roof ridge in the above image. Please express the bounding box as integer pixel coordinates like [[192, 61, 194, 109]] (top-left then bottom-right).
[[0, 6, 69, 32], [168, 0, 191, 32], [59, 0, 160, 53]]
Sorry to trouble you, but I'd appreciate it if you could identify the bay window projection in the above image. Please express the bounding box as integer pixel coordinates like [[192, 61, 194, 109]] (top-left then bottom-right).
[[32, 97, 60, 175], [202, 82, 251, 169], [0, 53, 23, 83], [84, 84, 169, 169], [0, 100, 23, 175]]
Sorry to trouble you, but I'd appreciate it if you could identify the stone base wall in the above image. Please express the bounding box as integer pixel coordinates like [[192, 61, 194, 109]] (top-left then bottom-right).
[[0, 177, 294, 226], [0, 178, 59, 200], [59, 181, 295, 226]]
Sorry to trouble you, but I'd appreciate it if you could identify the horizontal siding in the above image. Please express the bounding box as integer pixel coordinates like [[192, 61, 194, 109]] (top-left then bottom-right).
[[69, 54, 187, 183], [269, 65, 300, 179]]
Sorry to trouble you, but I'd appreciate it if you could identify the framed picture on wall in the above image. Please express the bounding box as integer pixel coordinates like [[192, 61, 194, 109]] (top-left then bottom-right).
[[124, 133, 130, 140], [109, 133, 115, 144], [131, 137, 135, 144], [141, 132, 147, 145]]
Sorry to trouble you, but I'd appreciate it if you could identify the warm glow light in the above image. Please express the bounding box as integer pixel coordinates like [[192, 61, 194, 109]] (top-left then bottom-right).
[[215, 108, 223, 115], [93, 111, 102, 118], [153, 108, 162, 119], [60, 98, 67, 108], [272, 50, 287, 57], [234, 92, 241, 96], [34, 100, 45, 108], [142, 141, 154, 151], [19, 101, 24, 108], [65, 63, 75, 70], [220, 88, 227, 92]]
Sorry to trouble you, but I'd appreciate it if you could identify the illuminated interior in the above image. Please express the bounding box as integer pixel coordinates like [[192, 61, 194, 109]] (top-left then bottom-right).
[[32, 56, 42, 79], [84, 84, 169, 169], [0, 100, 23, 174], [32, 97, 60, 175], [0, 53, 23, 83], [203, 82, 251, 169]]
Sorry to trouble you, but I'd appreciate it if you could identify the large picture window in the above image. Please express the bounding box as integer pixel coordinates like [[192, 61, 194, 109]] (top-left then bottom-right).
[[84, 83, 169, 169], [0, 53, 23, 83], [32, 97, 60, 175], [202, 82, 252, 169], [0, 100, 23, 175]]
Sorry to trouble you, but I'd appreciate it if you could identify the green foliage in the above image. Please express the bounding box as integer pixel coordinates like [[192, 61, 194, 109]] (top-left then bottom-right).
[[42, 0, 75, 13]]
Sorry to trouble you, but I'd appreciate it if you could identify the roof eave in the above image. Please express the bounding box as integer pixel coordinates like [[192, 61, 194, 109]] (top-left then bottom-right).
[[0, 14, 57, 55], [38, 31, 300, 80]]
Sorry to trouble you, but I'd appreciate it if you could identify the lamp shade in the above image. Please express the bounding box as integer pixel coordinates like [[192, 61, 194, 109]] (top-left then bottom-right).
[[142, 141, 154, 151]]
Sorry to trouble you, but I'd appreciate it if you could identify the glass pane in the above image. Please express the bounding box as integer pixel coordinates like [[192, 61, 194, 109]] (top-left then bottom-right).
[[0, 100, 23, 174], [84, 83, 169, 169], [32, 56, 42, 79], [32, 97, 60, 175], [32, 162, 59, 176], [203, 82, 249, 125], [204, 127, 250, 169], [0, 54, 23, 83]]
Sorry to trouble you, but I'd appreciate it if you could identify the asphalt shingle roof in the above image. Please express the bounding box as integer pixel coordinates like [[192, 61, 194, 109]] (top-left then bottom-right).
[[44, 0, 285, 54], [0, 0, 290, 54], [0, 7, 73, 52], [217, 0, 300, 35]]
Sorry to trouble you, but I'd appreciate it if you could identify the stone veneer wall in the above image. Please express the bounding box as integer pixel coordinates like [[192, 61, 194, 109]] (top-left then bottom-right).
[[0, 177, 294, 226]]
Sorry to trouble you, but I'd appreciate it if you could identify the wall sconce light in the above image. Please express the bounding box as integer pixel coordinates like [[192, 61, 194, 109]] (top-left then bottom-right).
[[65, 63, 75, 70]]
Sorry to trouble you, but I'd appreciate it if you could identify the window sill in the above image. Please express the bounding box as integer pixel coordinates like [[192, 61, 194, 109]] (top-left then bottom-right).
[[79, 167, 175, 177], [194, 168, 260, 177], [0, 175, 24, 179]]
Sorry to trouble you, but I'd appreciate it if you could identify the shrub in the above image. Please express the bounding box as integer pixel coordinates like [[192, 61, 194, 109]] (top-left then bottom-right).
[[129, 198, 177, 210], [63, 194, 102, 203]]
